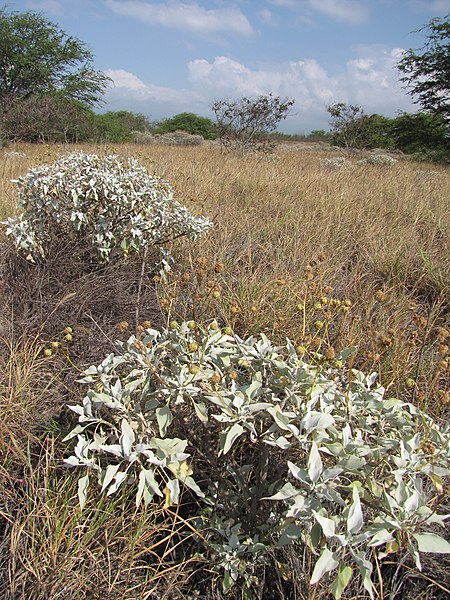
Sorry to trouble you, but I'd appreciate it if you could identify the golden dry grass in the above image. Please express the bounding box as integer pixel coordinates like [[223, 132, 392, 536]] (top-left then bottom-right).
[[1, 141, 449, 409], [0, 141, 449, 599]]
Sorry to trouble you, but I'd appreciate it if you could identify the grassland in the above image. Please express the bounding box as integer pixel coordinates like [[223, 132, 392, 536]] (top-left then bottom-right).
[[0, 141, 449, 599]]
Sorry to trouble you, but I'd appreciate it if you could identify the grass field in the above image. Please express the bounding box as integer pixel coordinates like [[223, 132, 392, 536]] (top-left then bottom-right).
[[0, 141, 449, 599]]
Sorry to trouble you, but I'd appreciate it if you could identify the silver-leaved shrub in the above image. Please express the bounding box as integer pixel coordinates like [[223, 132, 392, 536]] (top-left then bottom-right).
[[3, 152, 212, 261], [64, 323, 450, 598]]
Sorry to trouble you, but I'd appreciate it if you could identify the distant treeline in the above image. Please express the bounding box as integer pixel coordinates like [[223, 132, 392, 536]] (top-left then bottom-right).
[[1, 97, 449, 162]]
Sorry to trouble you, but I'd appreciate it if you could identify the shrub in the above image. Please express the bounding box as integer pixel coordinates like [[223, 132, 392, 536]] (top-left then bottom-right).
[[3, 152, 212, 262], [358, 154, 397, 166], [322, 157, 349, 170], [64, 322, 450, 598]]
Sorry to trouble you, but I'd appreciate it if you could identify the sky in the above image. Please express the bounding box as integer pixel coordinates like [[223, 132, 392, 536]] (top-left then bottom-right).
[[10, 0, 450, 133]]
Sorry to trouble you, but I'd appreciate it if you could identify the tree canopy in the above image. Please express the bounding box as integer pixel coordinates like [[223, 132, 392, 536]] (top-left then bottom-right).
[[155, 112, 217, 139], [398, 14, 450, 118], [211, 94, 294, 151], [0, 6, 110, 108]]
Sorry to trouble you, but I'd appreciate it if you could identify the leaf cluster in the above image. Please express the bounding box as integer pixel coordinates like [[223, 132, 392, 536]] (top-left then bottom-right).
[[398, 15, 450, 117]]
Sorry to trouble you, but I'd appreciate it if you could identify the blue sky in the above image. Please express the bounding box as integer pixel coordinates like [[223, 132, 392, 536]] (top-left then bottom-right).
[[12, 0, 450, 132]]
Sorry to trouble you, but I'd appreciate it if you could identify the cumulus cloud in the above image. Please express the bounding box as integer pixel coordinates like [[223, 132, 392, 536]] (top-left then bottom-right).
[[187, 46, 414, 129], [101, 45, 415, 132], [103, 68, 203, 117], [105, 0, 254, 36]]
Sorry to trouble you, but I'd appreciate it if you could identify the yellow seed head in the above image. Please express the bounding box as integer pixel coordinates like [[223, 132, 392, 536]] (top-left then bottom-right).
[[169, 320, 179, 330], [189, 364, 201, 375], [375, 290, 387, 303], [44, 348, 53, 357], [223, 326, 233, 336], [325, 347, 336, 360], [188, 342, 199, 352], [64, 333, 73, 342], [405, 378, 415, 389], [117, 321, 129, 333], [210, 372, 221, 385], [63, 326, 73, 335], [209, 321, 219, 331], [212, 290, 221, 299]]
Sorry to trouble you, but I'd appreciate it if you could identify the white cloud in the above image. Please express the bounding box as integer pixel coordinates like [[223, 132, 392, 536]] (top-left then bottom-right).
[[310, 0, 370, 23], [186, 46, 415, 130], [103, 68, 202, 118], [101, 46, 415, 131], [106, 69, 148, 91], [105, 0, 254, 36], [258, 8, 277, 26]]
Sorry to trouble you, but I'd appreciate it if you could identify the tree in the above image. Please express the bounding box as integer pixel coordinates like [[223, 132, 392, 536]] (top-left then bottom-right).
[[390, 111, 450, 159], [0, 6, 110, 109], [398, 15, 450, 118], [155, 112, 217, 139], [94, 111, 152, 143], [211, 94, 294, 152], [1, 95, 95, 142], [327, 103, 394, 149], [327, 102, 366, 148]]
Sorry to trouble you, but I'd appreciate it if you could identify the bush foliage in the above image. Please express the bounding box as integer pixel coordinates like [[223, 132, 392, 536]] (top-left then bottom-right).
[[3, 152, 212, 262], [64, 321, 450, 598]]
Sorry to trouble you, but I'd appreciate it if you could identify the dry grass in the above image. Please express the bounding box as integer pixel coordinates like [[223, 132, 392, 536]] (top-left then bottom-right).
[[0, 141, 449, 599]]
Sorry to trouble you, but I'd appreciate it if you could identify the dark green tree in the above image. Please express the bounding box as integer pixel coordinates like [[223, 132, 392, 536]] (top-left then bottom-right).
[[155, 112, 217, 139], [0, 6, 110, 108], [327, 103, 394, 149], [398, 15, 450, 118], [94, 111, 152, 142], [390, 111, 450, 159]]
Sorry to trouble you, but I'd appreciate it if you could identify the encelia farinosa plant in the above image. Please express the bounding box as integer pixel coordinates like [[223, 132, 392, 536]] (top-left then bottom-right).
[[3, 152, 212, 261], [64, 322, 450, 598]]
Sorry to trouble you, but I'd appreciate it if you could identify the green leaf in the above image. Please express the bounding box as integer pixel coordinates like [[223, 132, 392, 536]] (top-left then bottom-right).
[[310, 547, 339, 585], [413, 532, 450, 553], [156, 404, 173, 437], [77, 474, 89, 509], [331, 564, 353, 599], [221, 423, 245, 455]]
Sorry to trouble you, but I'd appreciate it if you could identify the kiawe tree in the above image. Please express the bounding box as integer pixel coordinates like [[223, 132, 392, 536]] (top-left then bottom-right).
[[0, 6, 109, 106], [211, 94, 294, 152], [0, 6, 110, 141], [398, 14, 450, 118]]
